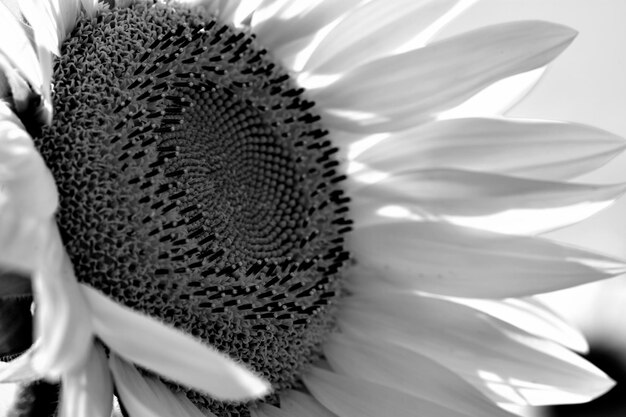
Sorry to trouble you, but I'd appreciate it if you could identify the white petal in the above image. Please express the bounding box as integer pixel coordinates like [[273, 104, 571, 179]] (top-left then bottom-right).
[[80, 0, 98, 16], [311, 21, 576, 133], [31, 223, 93, 377], [0, 3, 44, 98], [0, 211, 49, 274], [251, 0, 361, 53], [198, 0, 249, 27], [356, 117, 626, 181], [340, 293, 614, 406], [351, 169, 626, 234], [0, 99, 58, 217], [280, 390, 337, 417], [19, 0, 82, 54], [0, 346, 40, 382], [0, 55, 35, 115], [0, 210, 50, 273], [228, 0, 264, 27], [350, 221, 626, 298], [0, 0, 20, 16], [304, 366, 474, 417], [18, 0, 61, 55], [36, 43, 54, 124], [273, 36, 316, 71], [59, 343, 114, 417], [304, 0, 460, 74], [53, 0, 82, 42], [398, 0, 480, 50], [439, 68, 546, 118], [109, 354, 211, 417], [450, 297, 589, 353], [82, 284, 271, 402], [324, 333, 513, 417]]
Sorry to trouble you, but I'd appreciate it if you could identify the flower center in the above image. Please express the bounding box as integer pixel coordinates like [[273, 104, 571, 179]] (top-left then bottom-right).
[[32, 2, 351, 414]]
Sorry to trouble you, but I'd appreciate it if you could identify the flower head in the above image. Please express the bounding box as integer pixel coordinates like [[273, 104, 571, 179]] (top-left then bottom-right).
[[1, 1, 625, 416]]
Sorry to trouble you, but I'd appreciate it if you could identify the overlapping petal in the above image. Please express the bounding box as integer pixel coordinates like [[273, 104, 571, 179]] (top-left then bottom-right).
[[450, 297, 589, 353], [251, 0, 362, 53], [0, 102, 58, 217], [0, 345, 39, 382], [279, 390, 336, 417], [311, 21, 576, 132], [31, 222, 93, 377], [0, 3, 45, 105], [109, 354, 210, 417], [80, 0, 98, 16], [58, 343, 113, 417], [0, 210, 50, 273], [339, 293, 614, 406], [350, 221, 626, 298], [304, 366, 474, 417], [19, 0, 82, 54], [355, 118, 626, 180], [82, 284, 271, 401], [303, 0, 460, 74], [0, 101, 56, 272], [351, 168, 626, 234], [324, 333, 513, 417], [439, 68, 546, 118], [190, 0, 251, 27]]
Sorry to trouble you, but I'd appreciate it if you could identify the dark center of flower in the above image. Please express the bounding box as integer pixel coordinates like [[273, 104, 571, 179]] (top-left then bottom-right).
[[32, 2, 351, 415]]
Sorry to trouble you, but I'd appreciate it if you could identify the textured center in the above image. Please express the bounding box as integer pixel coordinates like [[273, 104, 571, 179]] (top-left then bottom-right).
[[32, 2, 351, 415]]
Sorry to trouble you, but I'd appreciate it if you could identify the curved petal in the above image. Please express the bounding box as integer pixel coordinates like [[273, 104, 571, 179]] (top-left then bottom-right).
[[0, 3, 44, 100], [311, 21, 576, 133], [449, 297, 589, 353], [0, 54, 39, 116], [251, 0, 361, 55], [195, 0, 251, 27], [227, 0, 264, 27], [351, 169, 626, 234], [82, 285, 271, 402], [304, 366, 474, 417], [304, 0, 460, 74], [31, 223, 93, 377], [59, 343, 113, 417], [80, 0, 98, 16], [0, 210, 49, 273], [324, 333, 513, 417], [0, 346, 40, 382], [19, 0, 82, 54], [108, 354, 210, 417], [350, 221, 626, 298], [14, 0, 71, 120], [439, 68, 546, 117], [356, 118, 626, 181], [279, 390, 337, 417], [0, 101, 58, 217], [339, 293, 614, 406]]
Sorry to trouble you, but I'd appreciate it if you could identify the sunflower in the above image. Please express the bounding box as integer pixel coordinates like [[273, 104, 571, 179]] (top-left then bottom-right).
[[0, 0, 625, 416]]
